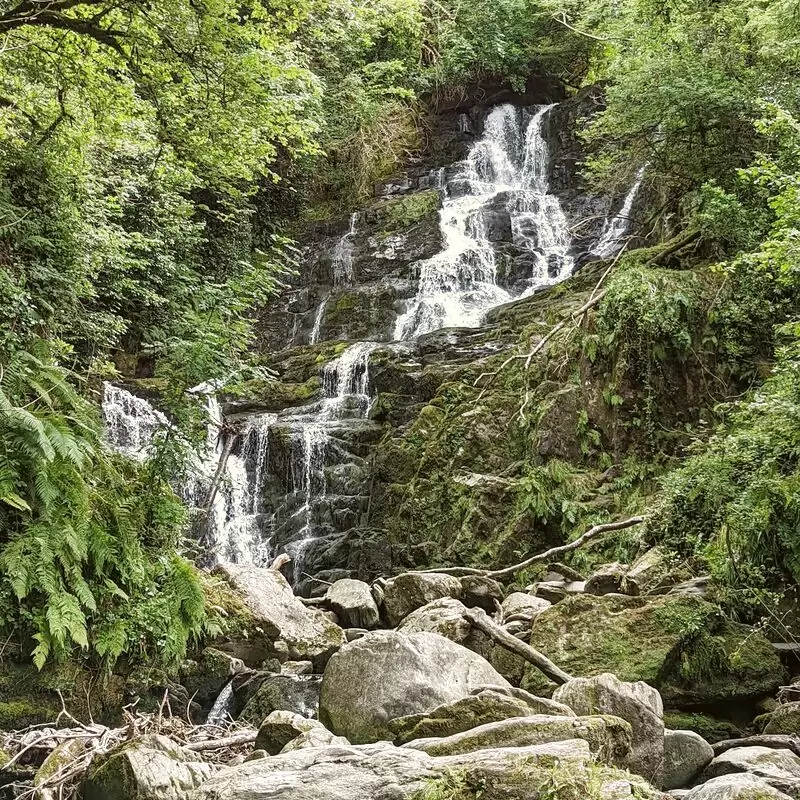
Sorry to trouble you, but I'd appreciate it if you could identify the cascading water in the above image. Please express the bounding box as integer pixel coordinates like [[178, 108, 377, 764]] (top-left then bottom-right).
[[102, 100, 639, 588], [281, 341, 380, 581], [592, 166, 646, 258], [394, 103, 573, 339], [102, 383, 169, 459], [102, 383, 275, 566], [206, 681, 235, 726], [204, 409, 276, 565]]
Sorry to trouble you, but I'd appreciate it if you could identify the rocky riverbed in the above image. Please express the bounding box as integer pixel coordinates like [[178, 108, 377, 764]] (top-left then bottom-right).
[[3, 555, 798, 800]]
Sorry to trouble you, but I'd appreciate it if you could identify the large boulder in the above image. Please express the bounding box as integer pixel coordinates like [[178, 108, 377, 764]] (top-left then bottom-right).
[[525, 595, 783, 707], [324, 579, 380, 630], [319, 630, 510, 743], [191, 739, 665, 800], [388, 687, 571, 744], [403, 714, 632, 767], [240, 675, 322, 726], [553, 672, 664, 780], [697, 746, 800, 796], [215, 563, 345, 668], [84, 735, 215, 800], [683, 773, 793, 799], [657, 729, 714, 790], [381, 572, 463, 626]]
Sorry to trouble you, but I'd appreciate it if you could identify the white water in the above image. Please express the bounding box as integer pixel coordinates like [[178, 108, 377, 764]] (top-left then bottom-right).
[[102, 383, 169, 459], [283, 341, 380, 580], [394, 104, 573, 339], [102, 383, 275, 565], [206, 681, 235, 726], [593, 166, 646, 258], [308, 213, 359, 345]]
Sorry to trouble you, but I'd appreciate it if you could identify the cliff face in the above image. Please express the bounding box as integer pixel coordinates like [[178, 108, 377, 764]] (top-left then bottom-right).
[[202, 76, 724, 601], [205, 80, 674, 596]]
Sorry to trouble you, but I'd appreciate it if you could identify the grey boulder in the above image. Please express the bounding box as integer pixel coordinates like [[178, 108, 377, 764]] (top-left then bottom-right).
[[403, 714, 632, 767], [388, 687, 562, 744], [215, 563, 345, 668], [319, 630, 509, 743], [697, 746, 800, 796], [554, 672, 665, 780], [84, 734, 215, 800], [325, 579, 380, 630], [381, 572, 463, 626], [190, 739, 592, 800], [255, 711, 327, 755], [684, 773, 793, 799], [657, 729, 714, 790]]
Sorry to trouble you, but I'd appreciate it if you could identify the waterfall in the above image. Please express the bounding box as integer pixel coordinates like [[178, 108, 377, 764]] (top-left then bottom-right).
[[102, 383, 169, 459], [309, 297, 327, 345], [592, 166, 646, 258], [206, 681, 235, 726], [205, 411, 276, 565], [394, 103, 572, 340], [281, 341, 380, 581], [333, 213, 358, 288]]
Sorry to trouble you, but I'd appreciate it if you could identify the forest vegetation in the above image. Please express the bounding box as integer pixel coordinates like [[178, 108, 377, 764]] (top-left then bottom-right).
[[0, 0, 799, 677]]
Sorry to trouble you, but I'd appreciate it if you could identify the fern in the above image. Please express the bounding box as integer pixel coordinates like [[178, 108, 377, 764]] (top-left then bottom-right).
[[0, 340, 206, 668]]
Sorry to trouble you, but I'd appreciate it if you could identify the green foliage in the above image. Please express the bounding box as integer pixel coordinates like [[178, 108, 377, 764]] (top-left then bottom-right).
[[0, 341, 204, 667], [650, 328, 800, 609]]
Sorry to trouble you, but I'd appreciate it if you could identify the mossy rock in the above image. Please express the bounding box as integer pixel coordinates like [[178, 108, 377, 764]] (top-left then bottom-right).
[[523, 594, 783, 708], [365, 189, 441, 234], [663, 711, 742, 744], [763, 702, 800, 735]]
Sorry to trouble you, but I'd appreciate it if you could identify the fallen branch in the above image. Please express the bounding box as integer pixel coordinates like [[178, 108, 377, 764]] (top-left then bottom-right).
[[185, 730, 258, 751], [647, 229, 701, 267], [203, 431, 239, 512], [712, 734, 800, 759], [464, 607, 572, 685], [413, 516, 644, 580]]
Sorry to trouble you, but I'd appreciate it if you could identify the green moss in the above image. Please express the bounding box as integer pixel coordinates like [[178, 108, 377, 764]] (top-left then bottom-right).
[[368, 189, 441, 234], [0, 748, 10, 767], [522, 594, 782, 706], [0, 699, 60, 729]]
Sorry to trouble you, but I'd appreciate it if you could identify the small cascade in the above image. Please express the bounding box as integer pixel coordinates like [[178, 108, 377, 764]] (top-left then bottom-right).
[[206, 681, 235, 726], [309, 298, 327, 345], [332, 212, 358, 288], [394, 103, 573, 340], [101, 383, 169, 459], [592, 166, 646, 258], [280, 341, 380, 581], [205, 411, 276, 565]]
